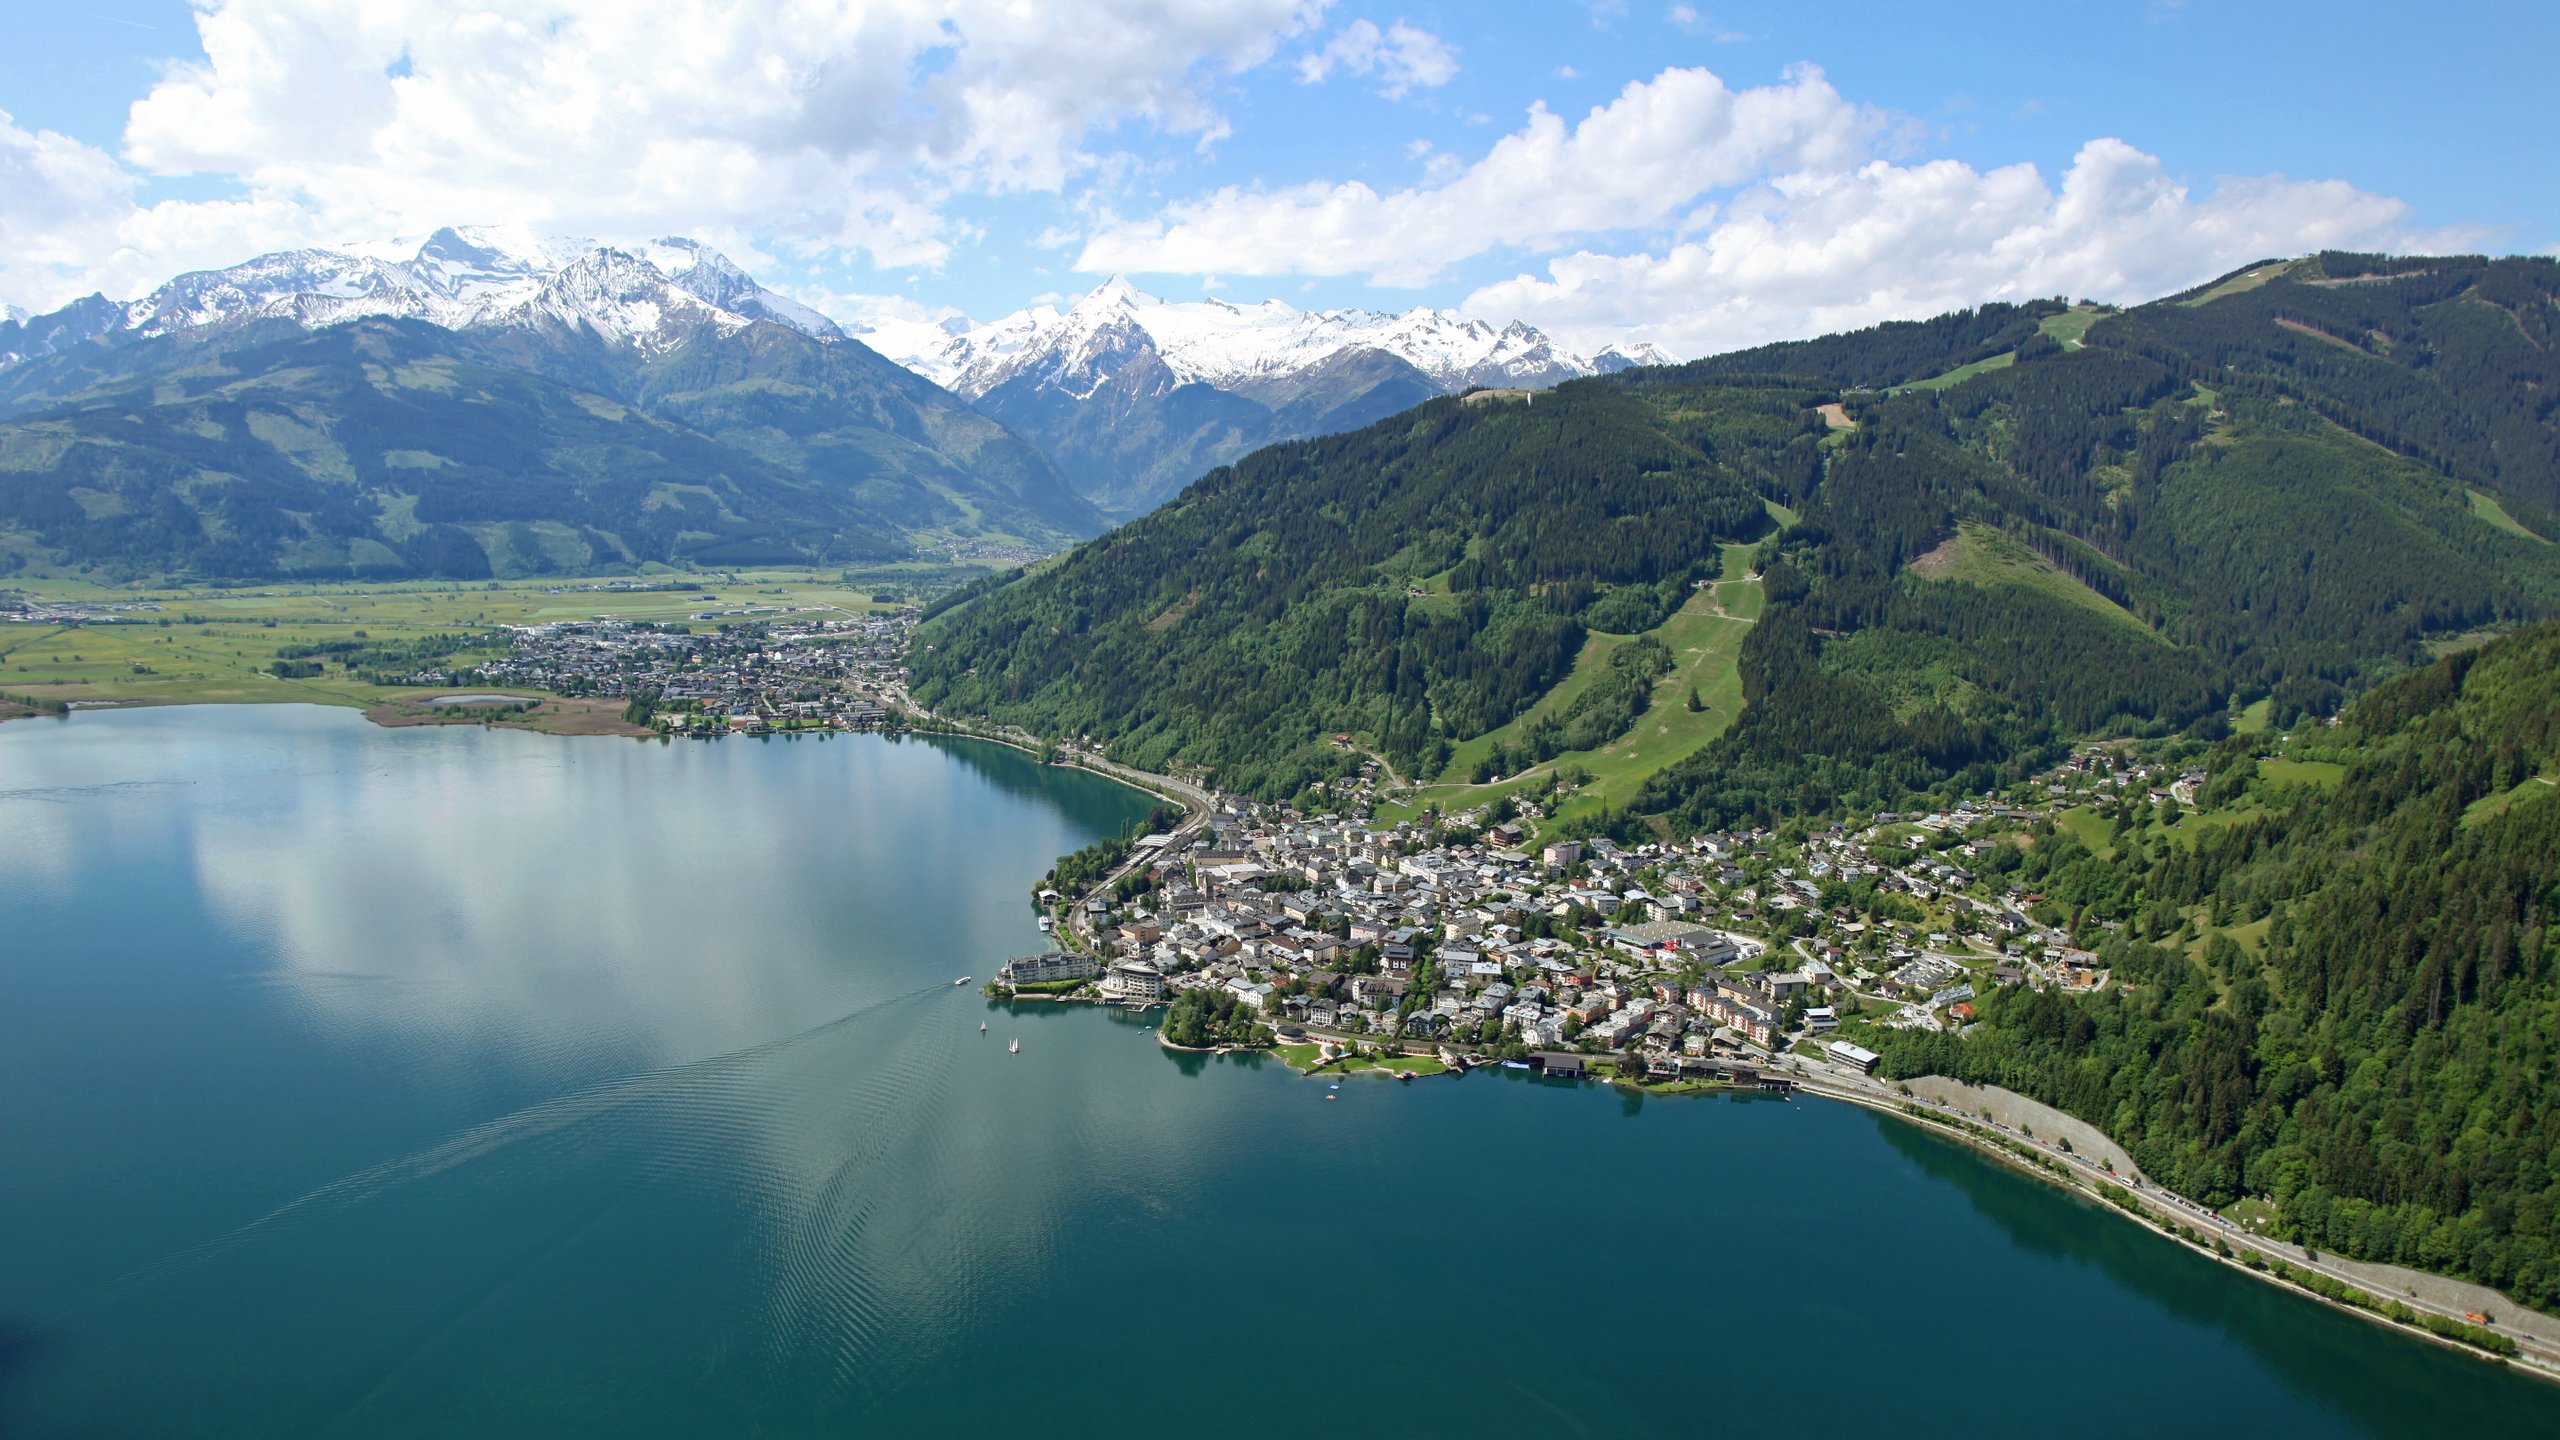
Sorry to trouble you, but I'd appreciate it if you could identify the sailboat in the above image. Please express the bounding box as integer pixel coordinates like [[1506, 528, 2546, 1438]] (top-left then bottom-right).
[[1008, 1037, 1021, 1054], [980, 1021, 988, 1034]]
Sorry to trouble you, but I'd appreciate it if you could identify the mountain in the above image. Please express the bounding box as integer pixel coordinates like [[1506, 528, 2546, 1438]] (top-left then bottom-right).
[[865, 277, 1673, 516], [8, 226, 844, 358], [911, 252, 2560, 811], [0, 232, 1102, 577]]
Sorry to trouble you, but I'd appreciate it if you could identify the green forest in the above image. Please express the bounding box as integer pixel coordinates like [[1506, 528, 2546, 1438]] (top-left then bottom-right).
[[1869, 622, 2560, 1309], [912, 379, 1815, 796]]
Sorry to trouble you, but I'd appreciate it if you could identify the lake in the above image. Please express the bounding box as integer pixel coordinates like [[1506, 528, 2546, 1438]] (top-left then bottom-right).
[[0, 705, 2549, 1437]]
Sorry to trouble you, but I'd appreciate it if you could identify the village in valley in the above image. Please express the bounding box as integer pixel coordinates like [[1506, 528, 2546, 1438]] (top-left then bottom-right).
[[992, 742, 2198, 1090], [430, 609, 917, 734]]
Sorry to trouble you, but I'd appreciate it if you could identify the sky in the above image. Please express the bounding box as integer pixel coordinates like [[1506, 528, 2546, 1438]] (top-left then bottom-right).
[[3, 0, 2554, 359]]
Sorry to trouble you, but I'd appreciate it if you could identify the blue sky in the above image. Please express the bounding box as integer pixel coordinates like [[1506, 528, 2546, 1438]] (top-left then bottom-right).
[[4, 1, 2552, 355]]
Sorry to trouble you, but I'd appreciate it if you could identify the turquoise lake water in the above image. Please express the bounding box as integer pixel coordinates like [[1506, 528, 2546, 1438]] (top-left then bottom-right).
[[0, 705, 2551, 1437]]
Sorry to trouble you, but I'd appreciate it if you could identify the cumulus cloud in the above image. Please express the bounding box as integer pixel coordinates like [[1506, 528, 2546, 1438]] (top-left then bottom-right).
[[1080, 65, 1876, 284], [1463, 139, 2453, 357], [0, 111, 134, 273], [0, 108, 333, 309], [1076, 60, 2448, 355], [1295, 19, 1459, 98], [4, 0, 1332, 311]]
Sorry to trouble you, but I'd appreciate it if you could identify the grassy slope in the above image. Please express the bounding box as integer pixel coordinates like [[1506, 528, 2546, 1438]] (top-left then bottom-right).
[[1907, 522, 2163, 641], [1905, 350, 2016, 391], [2178, 260, 2301, 307], [1902, 309, 2105, 391], [1, 569, 898, 714], [2255, 757, 2345, 788], [1383, 541, 1762, 828], [2460, 772, 2560, 828], [2038, 308, 2106, 349], [2468, 488, 2549, 542]]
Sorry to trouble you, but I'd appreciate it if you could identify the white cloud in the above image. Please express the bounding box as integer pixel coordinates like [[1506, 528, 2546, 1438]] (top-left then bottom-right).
[[0, 111, 135, 285], [1080, 65, 1876, 284], [5, 0, 1334, 311], [0, 108, 334, 310], [1462, 140, 2458, 357], [1666, 5, 1745, 41], [1295, 19, 1459, 99]]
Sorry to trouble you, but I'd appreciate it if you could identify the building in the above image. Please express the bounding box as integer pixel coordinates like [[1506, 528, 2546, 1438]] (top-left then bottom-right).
[[1104, 960, 1164, 1001], [1604, 921, 1739, 965], [1827, 1040, 1881, 1074], [1000, 952, 1100, 986]]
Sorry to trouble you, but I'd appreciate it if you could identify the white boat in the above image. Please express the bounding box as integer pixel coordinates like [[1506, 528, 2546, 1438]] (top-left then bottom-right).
[[980, 1021, 988, 1034], [1008, 1038, 1020, 1054], [954, 976, 971, 986]]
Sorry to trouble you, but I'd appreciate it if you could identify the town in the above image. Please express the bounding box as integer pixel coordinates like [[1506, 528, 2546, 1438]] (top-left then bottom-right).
[[993, 741, 2197, 1088], [423, 611, 918, 735]]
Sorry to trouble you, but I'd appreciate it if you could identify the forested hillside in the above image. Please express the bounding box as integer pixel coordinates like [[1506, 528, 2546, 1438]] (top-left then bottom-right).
[[917, 252, 2560, 818], [912, 382, 1811, 794], [1634, 251, 2560, 833], [1873, 622, 2560, 1308]]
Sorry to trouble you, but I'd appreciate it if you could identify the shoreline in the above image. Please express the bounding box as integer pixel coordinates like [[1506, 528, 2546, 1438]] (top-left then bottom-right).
[[1783, 1069, 2560, 1382]]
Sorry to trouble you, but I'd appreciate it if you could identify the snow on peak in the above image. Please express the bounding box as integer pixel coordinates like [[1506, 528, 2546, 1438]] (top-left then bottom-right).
[[44, 229, 844, 357], [870, 277, 1654, 400], [1076, 273, 1150, 313]]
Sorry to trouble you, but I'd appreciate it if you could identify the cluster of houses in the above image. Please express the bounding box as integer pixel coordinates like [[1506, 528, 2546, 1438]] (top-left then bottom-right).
[[1025, 738, 2176, 1069], [448, 615, 912, 734], [0, 594, 165, 625]]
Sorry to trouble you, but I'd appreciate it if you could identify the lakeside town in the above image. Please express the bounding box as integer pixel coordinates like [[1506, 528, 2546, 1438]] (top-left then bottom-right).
[[418, 610, 918, 734], [984, 748, 2554, 1371], [993, 744, 2159, 1089]]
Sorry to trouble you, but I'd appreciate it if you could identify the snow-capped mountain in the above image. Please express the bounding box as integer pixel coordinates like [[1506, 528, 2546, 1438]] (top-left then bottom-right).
[[4, 244, 1680, 524], [8, 227, 844, 364], [873, 276, 1670, 400], [856, 277, 1674, 516], [0, 231, 1107, 574]]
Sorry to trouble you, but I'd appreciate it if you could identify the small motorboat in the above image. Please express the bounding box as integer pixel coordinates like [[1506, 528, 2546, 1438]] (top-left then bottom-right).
[[1008, 1038, 1020, 1054], [954, 976, 972, 986]]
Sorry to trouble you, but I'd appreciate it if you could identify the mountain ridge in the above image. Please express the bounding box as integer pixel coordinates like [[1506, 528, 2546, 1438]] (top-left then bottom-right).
[[863, 276, 1671, 515]]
